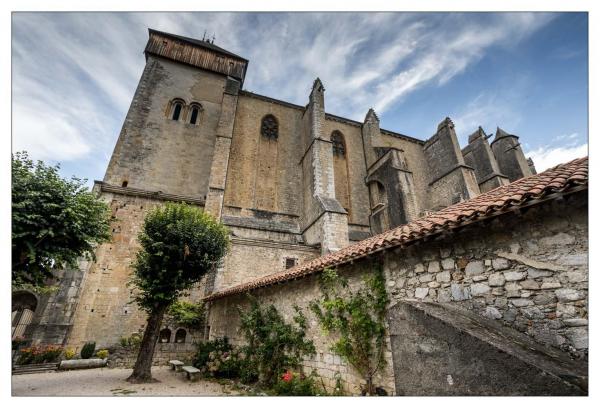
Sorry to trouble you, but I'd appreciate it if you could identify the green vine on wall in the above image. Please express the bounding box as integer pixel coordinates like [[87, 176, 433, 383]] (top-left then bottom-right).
[[309, 267, 389, 395], [238, 295, 316, 387]]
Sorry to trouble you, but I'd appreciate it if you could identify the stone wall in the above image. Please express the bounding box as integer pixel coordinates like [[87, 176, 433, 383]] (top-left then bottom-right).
[[208, 189, 587, 394], [383, 190, 588, 359], [207, 259, 396, 395]]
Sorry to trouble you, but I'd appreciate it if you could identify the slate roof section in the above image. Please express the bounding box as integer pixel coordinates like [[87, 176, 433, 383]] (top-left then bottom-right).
[[205, 157, 588, 302]]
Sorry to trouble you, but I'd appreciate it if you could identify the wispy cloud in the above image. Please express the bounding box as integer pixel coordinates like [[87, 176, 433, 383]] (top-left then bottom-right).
[[11, 12, 561, 184], [526, 143, 588, 173]]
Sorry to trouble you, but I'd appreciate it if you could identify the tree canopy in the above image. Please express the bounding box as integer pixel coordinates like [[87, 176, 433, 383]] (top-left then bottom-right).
[[129, 202, 230, 312], [12, 152, 111, 287], [127, 202, 230, 383]]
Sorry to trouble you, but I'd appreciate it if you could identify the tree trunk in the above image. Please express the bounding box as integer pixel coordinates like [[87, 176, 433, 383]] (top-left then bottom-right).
[[126, 304, 167, 383]]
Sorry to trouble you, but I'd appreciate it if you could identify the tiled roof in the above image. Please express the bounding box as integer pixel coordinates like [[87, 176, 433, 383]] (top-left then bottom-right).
[[205, 157, 588, 302]]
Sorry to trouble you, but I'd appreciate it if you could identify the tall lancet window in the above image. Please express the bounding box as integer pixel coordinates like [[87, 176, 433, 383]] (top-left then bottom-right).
[[255, 114, 279, 211], [331, 130, 351, 215]]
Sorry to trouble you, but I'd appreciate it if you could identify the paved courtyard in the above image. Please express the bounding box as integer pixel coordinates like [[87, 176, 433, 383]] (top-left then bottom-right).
[[12, 366, 237, 396]]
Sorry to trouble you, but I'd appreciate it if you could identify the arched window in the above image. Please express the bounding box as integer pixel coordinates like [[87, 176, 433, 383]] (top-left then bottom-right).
[[175, 328, 187, 343], [168, 99, 185, 121], [159, 328, 171, 343], [261, 114, 278, 140], [188, 103, 203, 125], [331, 131, 351, 215], [331, 130, 346, 157]]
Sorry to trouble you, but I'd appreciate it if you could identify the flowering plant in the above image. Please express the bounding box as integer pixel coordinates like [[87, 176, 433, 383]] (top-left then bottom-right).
[[17, 344, 63, 365], [281, 370, 294, 382]]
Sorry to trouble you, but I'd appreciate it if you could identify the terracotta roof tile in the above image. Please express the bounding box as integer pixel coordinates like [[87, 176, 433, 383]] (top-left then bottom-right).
[[205, 157, 588, 302]]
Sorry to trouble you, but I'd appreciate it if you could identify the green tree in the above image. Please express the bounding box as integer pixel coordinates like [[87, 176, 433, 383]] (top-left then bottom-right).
[[126, 202, 230, 383], [12, 152, 111, 287], [310, 267, 389, 395]]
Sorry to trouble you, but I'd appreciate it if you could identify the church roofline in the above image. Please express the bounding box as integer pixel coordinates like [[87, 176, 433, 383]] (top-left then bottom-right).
[[239, 90, 424, 144], [204, 156, 588, 302]]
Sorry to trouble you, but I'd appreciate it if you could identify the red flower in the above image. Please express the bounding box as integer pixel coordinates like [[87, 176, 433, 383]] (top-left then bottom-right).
[[282, 371, 294, 382]]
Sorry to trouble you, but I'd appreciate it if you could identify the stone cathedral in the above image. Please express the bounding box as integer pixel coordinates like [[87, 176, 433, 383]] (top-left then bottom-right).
[[15, 30, 588, 393]]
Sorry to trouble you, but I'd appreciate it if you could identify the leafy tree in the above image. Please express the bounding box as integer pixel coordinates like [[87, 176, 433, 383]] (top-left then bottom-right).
[[12, 151, 111, 287], [310, 267, 389, 395], [127, 202, 230, 383]]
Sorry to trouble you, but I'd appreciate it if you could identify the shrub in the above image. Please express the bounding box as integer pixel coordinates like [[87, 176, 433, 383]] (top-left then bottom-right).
[[119, 336, 129, 347], [194, 337, 241, 379], [96, 349, 109, 359], [80, 342, 96, 359], [12, 336, 26, 351], [272, 370, 323, 396], [238, 296, 315, 387], [17, 345, 63, 365], [64, 348, 76, 360], [166, 301, 205, 328]]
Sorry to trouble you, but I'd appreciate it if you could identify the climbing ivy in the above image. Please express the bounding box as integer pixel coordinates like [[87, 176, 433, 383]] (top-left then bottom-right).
[[309, 267, 389, 395]]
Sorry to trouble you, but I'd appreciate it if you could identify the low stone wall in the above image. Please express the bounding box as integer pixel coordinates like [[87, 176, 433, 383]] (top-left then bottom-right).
[[107, 342, 197, 368], [208, 190, 588, 394], [208, 263, 395, 395]]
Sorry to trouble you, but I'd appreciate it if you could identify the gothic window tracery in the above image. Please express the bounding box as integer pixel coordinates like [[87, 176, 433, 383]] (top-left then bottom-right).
[[261, 115, 278, 140]]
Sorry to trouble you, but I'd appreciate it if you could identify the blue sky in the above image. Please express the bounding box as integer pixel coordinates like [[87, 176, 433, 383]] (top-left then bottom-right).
[[12, 12, 588, 186]]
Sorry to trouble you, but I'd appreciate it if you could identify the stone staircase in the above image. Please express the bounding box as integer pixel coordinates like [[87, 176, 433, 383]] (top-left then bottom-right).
[[12, 363, 59, 375]]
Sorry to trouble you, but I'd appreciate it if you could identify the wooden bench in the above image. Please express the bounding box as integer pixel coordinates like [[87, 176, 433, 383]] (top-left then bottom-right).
[[168, 360, 184, 372], [182, 366, 201, 382]]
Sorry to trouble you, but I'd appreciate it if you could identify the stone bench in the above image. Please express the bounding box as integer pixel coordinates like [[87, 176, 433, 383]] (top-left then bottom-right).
[[182, 366, 201, 382], [168, 360, 184, 372]]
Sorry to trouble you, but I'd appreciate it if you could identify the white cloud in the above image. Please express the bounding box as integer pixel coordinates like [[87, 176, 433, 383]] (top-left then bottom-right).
[[526, 143, 588, 173], [11, 12, 558, 183]]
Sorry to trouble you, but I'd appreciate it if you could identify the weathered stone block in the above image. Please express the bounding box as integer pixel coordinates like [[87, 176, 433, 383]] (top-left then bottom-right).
[[555, 289, 585, 303], [564, 318, 588, 327], [436, 271, 451, 283], [440, 258, 453, 270], [492, 258, 510, 270], [465, 261, 484, 276], [504, 271, 526, 281], [520, 280, 540, 290], [565, 327, 588, 349], [415, 287, 429, 299], [527, 268, 553, 279], [483, 306, 502, 319], [427, 261, 441, 273], [471, 283, 491, 296], [540, 281, 562, 289], [510, 298, 534, 307], [419, 274, 433, 283], [488, 273, 505, 287]]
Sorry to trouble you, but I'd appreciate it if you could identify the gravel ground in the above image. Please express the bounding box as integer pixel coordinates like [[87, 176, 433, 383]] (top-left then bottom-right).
[[12, 366, 239, 396]]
